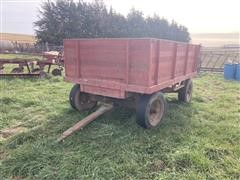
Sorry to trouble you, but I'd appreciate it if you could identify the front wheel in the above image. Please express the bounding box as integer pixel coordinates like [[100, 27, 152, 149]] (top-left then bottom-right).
[[136, 92, 167, 129], [52, 68, 62, 76], [69, 84, 97, 112], [178, 79, 193, 103]]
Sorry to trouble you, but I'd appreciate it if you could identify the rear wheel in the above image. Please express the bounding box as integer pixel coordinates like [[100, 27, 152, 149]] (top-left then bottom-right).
[[136, 92, 167, 129], [39, 71, 48, 78], [178, 79, 193, 103], [11, 67, 24, 73], [52, 68, 62, 76], [32, 68, 40, 73], [69, 84, 79, 109], [69, 84, 97, 112]]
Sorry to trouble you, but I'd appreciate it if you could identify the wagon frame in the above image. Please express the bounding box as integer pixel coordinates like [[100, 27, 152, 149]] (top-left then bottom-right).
[[58, 38, 200, 141]]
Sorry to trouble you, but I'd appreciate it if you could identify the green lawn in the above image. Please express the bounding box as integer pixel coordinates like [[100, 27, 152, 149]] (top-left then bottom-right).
[[0, 74, 239, 179]]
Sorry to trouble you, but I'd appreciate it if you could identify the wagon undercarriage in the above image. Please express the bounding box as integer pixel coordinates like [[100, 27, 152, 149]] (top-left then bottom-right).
[[57, 78, 193, 142]]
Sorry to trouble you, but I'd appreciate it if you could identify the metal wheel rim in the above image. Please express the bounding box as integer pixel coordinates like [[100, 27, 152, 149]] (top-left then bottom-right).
[[75, 92, 96, 111], [39, 71, 47, 78], [148, 99, 164, 126]]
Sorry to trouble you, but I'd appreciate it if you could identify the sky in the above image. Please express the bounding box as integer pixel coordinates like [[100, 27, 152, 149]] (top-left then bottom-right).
[[0, 0, 239, 35]]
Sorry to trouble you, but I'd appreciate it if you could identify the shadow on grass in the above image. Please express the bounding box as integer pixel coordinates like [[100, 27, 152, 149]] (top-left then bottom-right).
[[1, 98, 197, 179]]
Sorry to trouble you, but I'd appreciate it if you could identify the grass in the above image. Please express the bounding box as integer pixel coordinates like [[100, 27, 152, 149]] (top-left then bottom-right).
[[0, 74, 239, 179]]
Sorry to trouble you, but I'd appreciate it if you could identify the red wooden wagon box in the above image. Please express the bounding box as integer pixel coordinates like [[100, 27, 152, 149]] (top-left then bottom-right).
[[64, 38, 200, 129]]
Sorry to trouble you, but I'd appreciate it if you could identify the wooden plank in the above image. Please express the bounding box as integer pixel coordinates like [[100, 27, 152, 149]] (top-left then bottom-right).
[[171, 43, 178, 78], [184, 44, 189, 75], [148, 40, 153, 86], [125, 40, 129, 84], [193, 45, 201, 71], [57, 103, 113, 142], [155, 40, 160, 85], [126, 72, 197, 94], [77, 41, 81, 78]]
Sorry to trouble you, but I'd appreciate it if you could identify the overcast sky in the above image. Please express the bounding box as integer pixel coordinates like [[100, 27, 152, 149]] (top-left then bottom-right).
[[1, 0, 239, 35]]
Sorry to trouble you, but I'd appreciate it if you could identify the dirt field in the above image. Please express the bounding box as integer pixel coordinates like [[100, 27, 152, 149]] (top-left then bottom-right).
[[0, 33, 36, 44], [191, 33, 239, 47]]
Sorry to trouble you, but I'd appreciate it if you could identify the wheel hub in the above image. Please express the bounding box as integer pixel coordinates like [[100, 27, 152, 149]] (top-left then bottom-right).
[[149, 99, 164, 126]]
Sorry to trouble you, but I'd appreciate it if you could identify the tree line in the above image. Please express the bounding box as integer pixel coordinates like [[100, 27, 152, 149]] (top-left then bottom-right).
[[35, 0, 191, 45]]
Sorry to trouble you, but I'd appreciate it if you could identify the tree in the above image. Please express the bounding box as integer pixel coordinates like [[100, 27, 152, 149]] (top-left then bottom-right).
[[35, 0, 80, 44], [146, 15, 169, 39], [34, 0, 191, 45], [127, 9, 147, 37], [100, 7, 128, 37]]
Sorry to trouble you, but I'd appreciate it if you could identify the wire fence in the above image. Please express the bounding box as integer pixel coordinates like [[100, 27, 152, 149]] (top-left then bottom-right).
[[199, 47, 240, 72]]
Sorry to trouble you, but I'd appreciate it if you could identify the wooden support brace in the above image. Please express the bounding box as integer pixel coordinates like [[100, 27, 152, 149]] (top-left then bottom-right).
[[57, 103, 114, 143]]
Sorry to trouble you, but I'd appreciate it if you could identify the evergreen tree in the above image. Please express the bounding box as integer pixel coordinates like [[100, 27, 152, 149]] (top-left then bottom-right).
[[127, 9, 147, 37], [34, 0, 191, 45]]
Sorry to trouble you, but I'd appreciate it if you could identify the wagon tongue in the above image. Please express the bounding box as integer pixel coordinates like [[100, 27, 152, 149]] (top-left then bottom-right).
[[57, 103, 113, 143]]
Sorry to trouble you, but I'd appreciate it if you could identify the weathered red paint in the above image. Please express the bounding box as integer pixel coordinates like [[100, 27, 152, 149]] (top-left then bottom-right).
[[64, 38, 200, 99]]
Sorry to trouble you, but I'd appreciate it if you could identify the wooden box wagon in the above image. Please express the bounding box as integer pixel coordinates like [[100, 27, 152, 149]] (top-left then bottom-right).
[[58, 38, 200, 141]]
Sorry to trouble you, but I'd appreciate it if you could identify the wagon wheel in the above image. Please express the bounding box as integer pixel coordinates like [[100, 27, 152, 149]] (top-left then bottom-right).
[[52, 68, 62, 76], [0, 66, 4, 74], [178, 79, 193, 103], [136, 92, 167, 129], [31, 68, 40, 73], [69, 84, 97, 112], [11, 67, 24, 73], [39, 71, 48, 78]]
